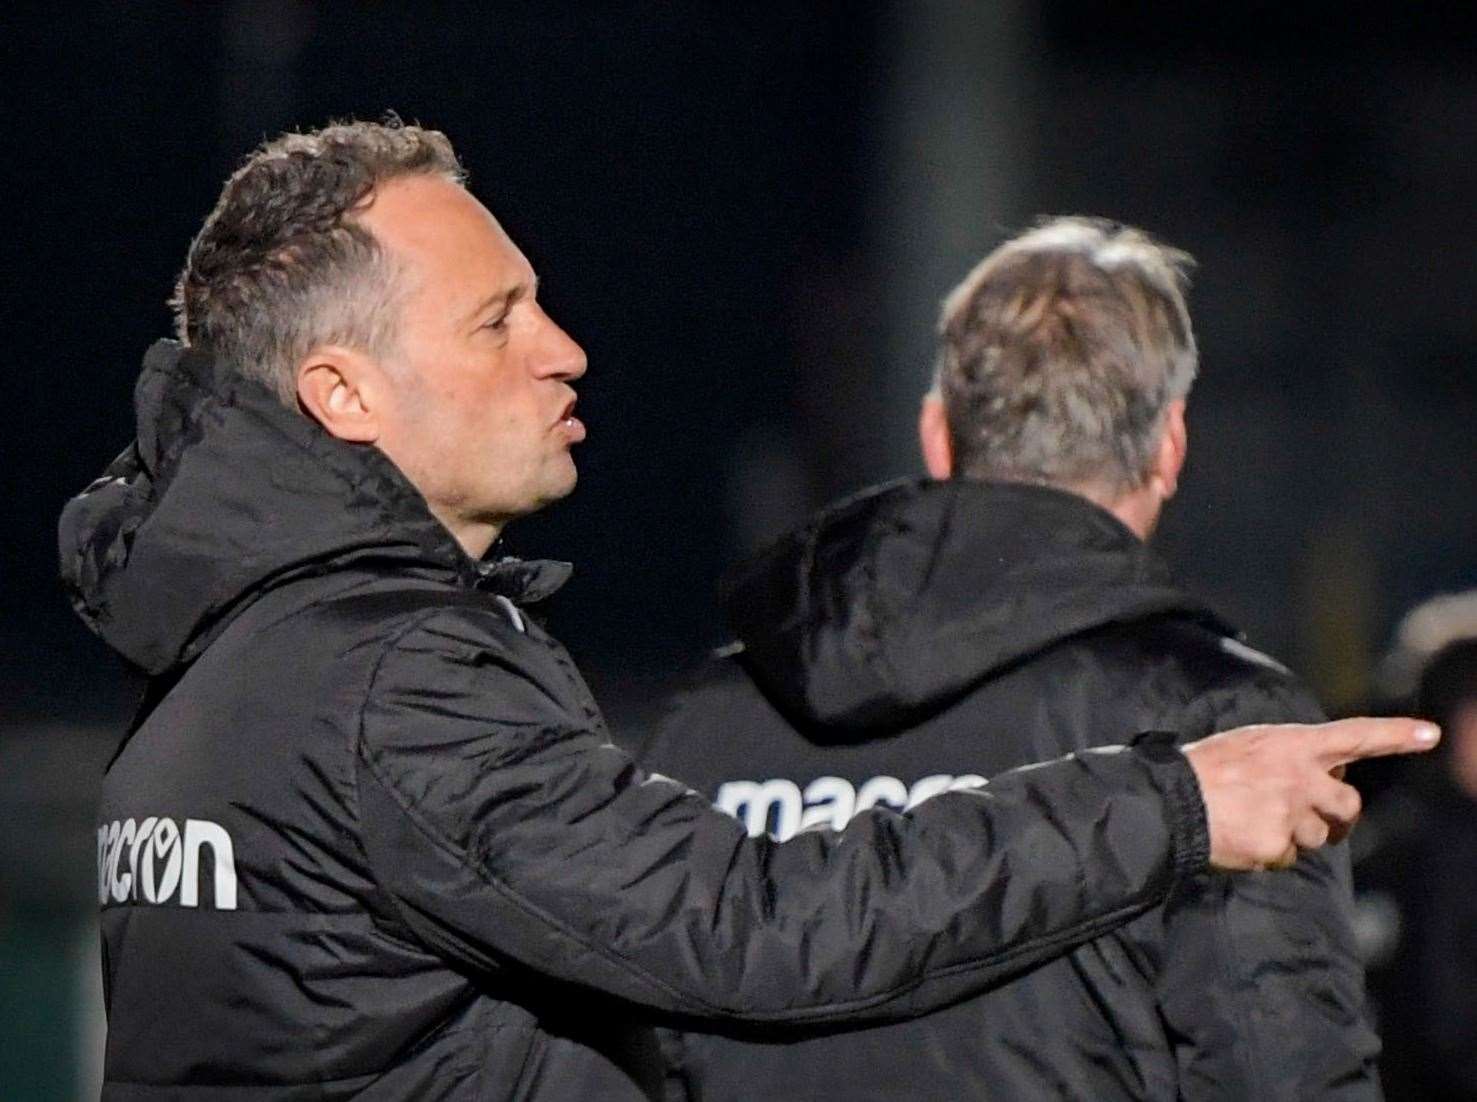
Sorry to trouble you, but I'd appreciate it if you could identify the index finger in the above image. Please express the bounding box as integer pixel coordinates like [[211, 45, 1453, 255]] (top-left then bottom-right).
[[1311, 717, 1440, 767]]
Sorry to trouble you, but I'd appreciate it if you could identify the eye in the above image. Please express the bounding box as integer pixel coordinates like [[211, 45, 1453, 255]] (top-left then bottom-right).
[[482, 313, 510, 333]]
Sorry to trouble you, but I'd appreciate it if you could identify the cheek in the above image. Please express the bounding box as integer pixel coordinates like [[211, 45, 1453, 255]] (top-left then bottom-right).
[[458, 397, 549, 482], [409, 372, 548, 468], [439, 381, 514, 437]]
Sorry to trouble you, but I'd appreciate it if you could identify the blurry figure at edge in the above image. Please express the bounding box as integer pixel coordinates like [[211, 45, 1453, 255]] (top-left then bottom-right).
[[1357, 626, 1477, 1101]]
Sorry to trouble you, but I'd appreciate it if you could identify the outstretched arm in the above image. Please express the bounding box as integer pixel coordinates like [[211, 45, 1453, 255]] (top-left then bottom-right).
[[357, 607, 1431, 1026]]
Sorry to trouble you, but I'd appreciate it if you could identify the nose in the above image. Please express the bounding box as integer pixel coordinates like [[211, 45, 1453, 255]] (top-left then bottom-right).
[[533, 305, 587, 382]]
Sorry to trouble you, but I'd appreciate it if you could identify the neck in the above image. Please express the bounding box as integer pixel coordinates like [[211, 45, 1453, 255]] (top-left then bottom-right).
[[431, 507, 504, 562], [1064, 480, 1160, 542], [1105, 490, 1162, 542]]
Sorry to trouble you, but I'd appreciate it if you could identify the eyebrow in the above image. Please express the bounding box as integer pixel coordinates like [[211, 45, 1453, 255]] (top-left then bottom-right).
[[466, 276, 539, 327]]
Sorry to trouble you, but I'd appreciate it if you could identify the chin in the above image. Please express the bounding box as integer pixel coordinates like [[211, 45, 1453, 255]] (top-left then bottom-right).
[[552, 458, 579, 495], [534, 468, 579, 510]]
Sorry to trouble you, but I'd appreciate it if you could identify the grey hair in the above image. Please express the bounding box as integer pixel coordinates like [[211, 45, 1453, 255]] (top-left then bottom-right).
[[171, 118, 467, 405], [935, 216, 1197, 494]]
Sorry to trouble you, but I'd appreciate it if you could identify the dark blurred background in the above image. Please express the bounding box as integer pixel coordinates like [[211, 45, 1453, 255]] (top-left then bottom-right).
[[3, 3, 1474, 1097]]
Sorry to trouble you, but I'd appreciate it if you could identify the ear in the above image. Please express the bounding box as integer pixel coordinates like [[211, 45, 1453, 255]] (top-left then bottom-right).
[[919, 393, 954, 479], [296, 346, 383, 444], [1149, 399, 1188, 500]]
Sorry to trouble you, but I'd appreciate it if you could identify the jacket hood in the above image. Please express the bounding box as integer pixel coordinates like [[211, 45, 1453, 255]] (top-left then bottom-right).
[[60, 340, 569, 675], [724, 478, 1228, 732]]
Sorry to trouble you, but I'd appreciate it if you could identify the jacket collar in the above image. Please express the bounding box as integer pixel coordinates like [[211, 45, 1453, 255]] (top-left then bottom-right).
[[723, 478, 1230, 730], [60, 340, 569, 674]]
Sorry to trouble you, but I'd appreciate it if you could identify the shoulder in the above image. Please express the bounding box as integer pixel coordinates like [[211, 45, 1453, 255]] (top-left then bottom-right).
[[190, 581, 534, 697], [258, 585, 543, 677], [308, 587, 595, 739], [1136, 618, 1300, 691], [1055, 616, 1325, 738], [301, 585, 527, 643], [640, 650, 790, 773], [649, 652, 766, 738]]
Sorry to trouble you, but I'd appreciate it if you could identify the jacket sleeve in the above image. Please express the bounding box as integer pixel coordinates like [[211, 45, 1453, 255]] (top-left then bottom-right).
[[1145, 674, 1381, 1100], [353, 605, 1208, 1025]]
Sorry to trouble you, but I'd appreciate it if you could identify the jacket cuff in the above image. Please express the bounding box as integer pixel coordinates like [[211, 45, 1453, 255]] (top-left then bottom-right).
[[1129, 730, 1211, 882]]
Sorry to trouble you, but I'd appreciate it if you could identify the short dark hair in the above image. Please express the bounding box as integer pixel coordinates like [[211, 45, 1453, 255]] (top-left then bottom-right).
[[1418, 638, 1477, 732], [171, 117, 466, 403], [936, 217, 1197, 494]]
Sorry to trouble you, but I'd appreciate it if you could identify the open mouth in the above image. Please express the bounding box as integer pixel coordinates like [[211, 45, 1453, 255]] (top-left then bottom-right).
[[556, 396, 586, 442]]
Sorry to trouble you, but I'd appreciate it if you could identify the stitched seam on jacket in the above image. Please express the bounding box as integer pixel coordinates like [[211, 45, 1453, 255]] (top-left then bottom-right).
[[354, 609, 1173, 1021]]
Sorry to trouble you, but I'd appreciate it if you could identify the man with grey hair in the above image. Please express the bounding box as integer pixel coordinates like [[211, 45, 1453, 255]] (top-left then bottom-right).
[[644, 217, 1381, 1099], [63, 123, 1421, 1098], [927, 216, 1198, 522]]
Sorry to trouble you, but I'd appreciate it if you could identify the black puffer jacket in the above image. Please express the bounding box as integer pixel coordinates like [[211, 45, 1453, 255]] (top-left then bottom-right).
[[61, 344, 1211, 1100], [641, 479, 1380, 1101]]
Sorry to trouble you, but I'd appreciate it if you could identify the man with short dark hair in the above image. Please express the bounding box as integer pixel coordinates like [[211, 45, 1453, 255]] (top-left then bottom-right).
[[63, 126, 1427, 1098], [644, 218, 1383, 1099]]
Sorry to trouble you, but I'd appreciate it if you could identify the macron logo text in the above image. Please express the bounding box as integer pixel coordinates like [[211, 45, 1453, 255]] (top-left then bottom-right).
[[97, 816, 238, 910], [716, 773, 988, 841]]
